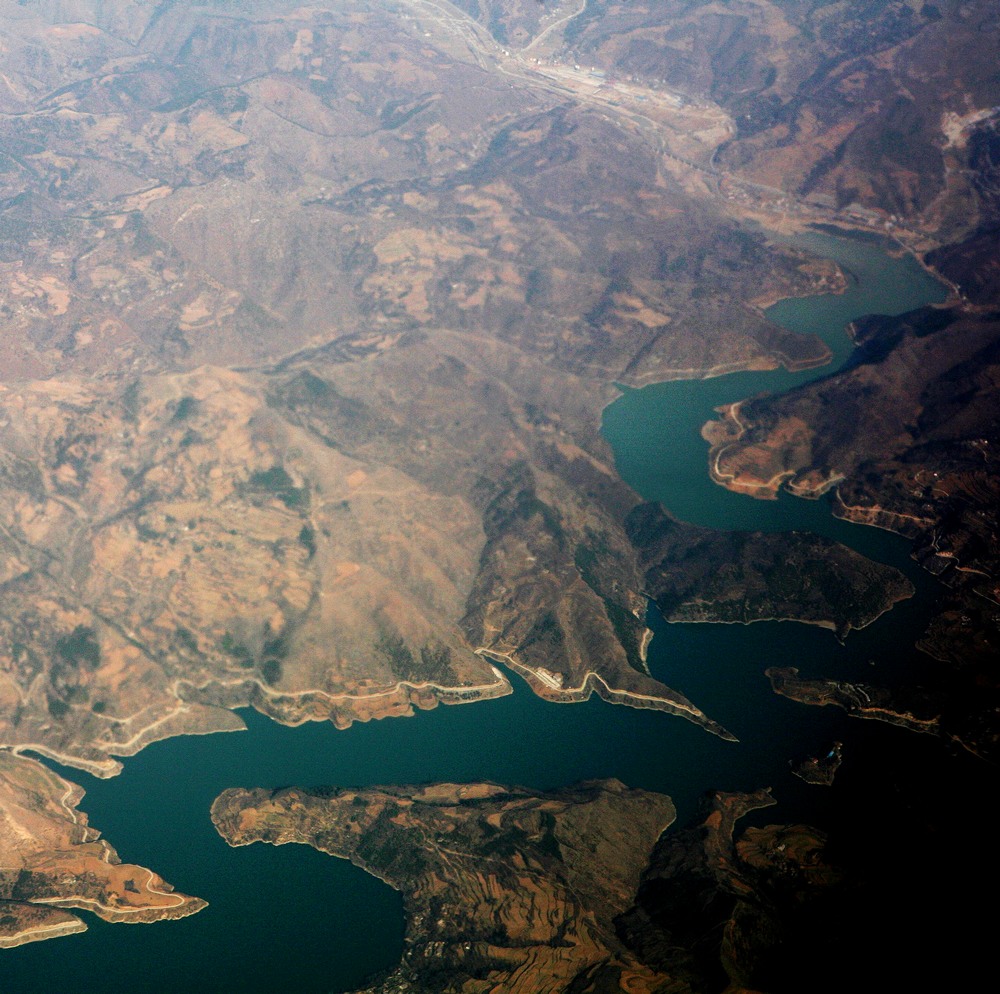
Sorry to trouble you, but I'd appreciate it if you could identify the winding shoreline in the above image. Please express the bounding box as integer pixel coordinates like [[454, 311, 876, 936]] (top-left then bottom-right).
[[475, 647, 738, 742]]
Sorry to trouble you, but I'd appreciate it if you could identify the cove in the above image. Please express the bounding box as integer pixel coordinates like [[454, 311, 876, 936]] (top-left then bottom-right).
[[3, 229, 956, 994], [603, 229, 947, 540], [602, 227, 950, 690], [4, 658, 848, 994]]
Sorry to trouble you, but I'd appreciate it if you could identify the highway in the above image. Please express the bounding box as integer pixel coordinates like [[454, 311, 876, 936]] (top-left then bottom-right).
[[392, 0, 939, 252]]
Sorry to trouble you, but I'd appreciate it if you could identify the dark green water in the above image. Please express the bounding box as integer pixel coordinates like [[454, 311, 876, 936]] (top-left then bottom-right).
[[3, 230, 968, 993]]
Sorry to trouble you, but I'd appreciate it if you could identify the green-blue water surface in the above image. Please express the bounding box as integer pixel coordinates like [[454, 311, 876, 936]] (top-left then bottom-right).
[[3, 230, 960, 994]]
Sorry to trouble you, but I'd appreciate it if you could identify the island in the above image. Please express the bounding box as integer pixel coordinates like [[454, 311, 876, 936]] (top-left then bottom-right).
[[790, 742, 844, 786]]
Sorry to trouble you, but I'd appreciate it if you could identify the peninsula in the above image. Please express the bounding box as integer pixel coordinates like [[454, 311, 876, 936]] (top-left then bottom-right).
[[212, 781, 844, 994], [0, 751, 204, 948], [211, 779, 677, 993], [0, 0, 997, 980]]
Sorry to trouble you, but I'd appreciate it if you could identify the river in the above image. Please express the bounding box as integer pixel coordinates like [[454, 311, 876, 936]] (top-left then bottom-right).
[[3, 229, 963, 993]]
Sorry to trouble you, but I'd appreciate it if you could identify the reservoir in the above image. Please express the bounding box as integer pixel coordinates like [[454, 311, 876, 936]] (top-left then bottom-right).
[[4, 230, 967, 993]]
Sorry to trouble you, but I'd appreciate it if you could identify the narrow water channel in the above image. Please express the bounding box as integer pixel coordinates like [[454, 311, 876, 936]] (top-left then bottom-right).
[[4, 229, 956, 994]]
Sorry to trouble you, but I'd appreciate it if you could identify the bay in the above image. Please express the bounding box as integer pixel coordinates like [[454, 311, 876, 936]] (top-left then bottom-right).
[[3, 229, 961, 993]]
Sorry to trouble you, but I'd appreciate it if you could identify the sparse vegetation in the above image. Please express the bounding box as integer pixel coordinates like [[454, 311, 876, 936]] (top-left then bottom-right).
[[122, 381, 141, 421], [247, 466, 309, 509], [297, 524, 317, 558], [262, 629, 291, 660], [220, 633, 254, 668], [376, 631, 416, 677], [175, 627, 199, 653], [46, 696, 70, 719], [419, 643, 453, 682], [171, 396, 198, 421], [55, 626, 101, 670]]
